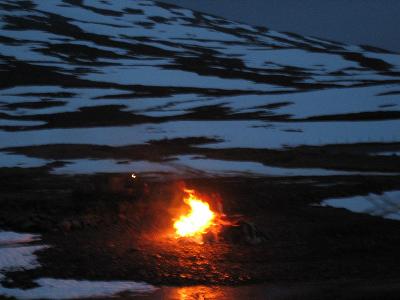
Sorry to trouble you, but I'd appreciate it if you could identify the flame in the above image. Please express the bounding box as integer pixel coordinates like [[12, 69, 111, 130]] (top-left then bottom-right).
[[174, 189, 215, 239]]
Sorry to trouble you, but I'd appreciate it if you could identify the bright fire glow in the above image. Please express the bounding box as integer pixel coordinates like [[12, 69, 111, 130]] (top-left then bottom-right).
[[174, 189, 215, 239]]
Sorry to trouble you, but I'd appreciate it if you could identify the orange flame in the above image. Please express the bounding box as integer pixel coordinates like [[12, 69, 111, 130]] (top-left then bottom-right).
[[174, 189, 215, 240]]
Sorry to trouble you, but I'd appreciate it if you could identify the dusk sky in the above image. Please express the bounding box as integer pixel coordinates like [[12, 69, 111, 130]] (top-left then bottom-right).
[[159, 0, 400, 52]]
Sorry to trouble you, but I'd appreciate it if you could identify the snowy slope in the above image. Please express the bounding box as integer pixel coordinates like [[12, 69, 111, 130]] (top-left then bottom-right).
[[0, 0, 399, 176]]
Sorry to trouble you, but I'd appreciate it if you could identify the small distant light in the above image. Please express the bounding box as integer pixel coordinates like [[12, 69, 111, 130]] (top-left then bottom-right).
[[131, 173, 137, 179]]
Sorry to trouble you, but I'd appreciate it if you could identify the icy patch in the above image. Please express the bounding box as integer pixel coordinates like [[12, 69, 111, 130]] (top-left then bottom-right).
[[0, 232, 40, 245], [1, 92, 204, 117], [136, 85, 400, 119], [171, 155, 396, 177], [218, 85, 400, 119], [2, 85, 397, 122], [82, 65, 280, 91], [0, 44, 62, 63], [0, 30, 70, 43], [0, 85, 68, 96], [0, 246, 46, 281], [321, 191, 400, 220], [33, 1, 127, 25], [0, 120, 400, 149], [258, 49, 359, 71], [370, 151, 400, 156], [0, 278, 157, 300], [49, 155, 398, 177], [0, 120, 46, 127], [0, 152, 50, 168], [0, 231, 46, 282]]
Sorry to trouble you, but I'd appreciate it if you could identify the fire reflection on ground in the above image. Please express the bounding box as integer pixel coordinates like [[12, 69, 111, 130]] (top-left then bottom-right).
[[175, 286, 227, 300], [155, 285, 269, 300]]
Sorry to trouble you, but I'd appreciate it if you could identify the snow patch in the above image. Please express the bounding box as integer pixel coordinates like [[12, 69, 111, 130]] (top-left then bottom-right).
[[0, 231, 47, 283], [0, 231, 157, 299], [0, 278, 157, 300], [321, 191, 400, 221], [0, 152, 50, 168], [0, 232, 40, 245]]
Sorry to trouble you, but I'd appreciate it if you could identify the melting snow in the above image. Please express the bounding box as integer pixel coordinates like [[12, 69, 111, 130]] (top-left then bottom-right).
[[46, 155, 399, 178], [0, 232, 40, 245], [321, 191, 400, 220], [0, 152, 50, 168], [0, 119, 399, 149], [0, 231, 46, 282], [170, 155, 397, 177], [0, 120, 46, 127], [0, 231, 157, 299], [0, 0, 400, 175], [370, 151, 400, 156], [0, 278, 157, 300]]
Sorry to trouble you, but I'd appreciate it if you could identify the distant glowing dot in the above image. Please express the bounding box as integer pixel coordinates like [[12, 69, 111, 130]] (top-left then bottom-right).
[[131, 173, 137, 179]]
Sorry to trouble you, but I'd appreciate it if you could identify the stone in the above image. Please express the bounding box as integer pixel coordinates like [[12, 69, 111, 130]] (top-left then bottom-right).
[[71, 220, 82, 229], [60, 220, 72, 232], [20, 220, 35, 231], [220, 221, 267, 245]]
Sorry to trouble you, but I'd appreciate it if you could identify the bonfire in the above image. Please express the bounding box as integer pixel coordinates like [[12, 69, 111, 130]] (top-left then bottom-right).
[[173, 187, 240, 244]]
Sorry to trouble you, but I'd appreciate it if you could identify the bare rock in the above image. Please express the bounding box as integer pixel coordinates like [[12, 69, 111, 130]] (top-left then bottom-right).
[[220, 221, 267, 245], [20, 220, 36, 231], [59, 220, 72, 232], [71, 220, 82, 230]]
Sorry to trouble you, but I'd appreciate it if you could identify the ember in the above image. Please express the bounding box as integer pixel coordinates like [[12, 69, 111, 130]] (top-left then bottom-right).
[[174, 188, 217, 242]]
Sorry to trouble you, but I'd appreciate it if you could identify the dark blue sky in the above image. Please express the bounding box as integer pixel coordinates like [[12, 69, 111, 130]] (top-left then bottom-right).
[[159, 0, 400, 52]]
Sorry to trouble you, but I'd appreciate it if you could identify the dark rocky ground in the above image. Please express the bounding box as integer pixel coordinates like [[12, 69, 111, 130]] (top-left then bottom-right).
[[1, 152, 400, 299]]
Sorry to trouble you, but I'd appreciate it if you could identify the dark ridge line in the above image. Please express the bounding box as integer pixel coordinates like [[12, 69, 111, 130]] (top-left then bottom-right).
[[155, 0, 398, 55]]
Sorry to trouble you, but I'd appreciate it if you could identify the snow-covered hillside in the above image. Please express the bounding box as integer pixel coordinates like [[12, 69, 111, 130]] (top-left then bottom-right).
[[0, 0, 399, 176]]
